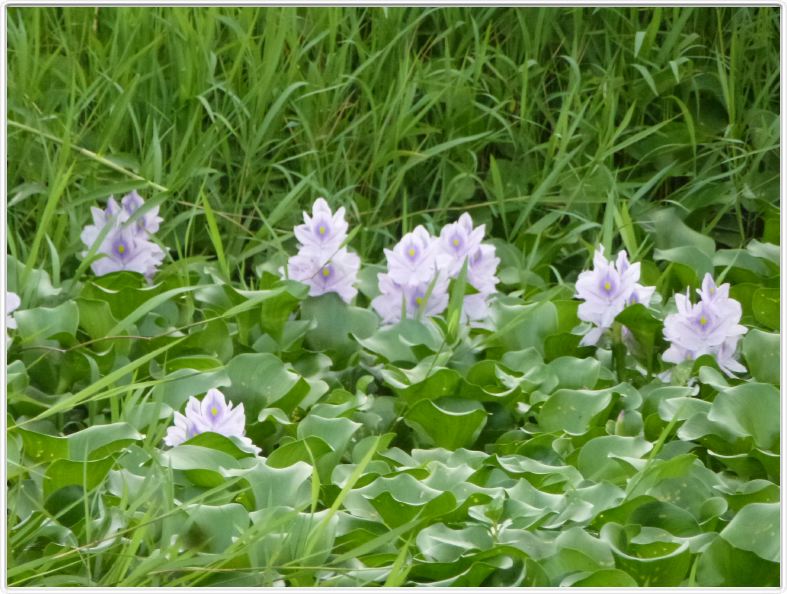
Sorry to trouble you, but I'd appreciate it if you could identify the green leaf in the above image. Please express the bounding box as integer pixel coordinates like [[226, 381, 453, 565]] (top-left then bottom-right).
[[14, 301, 79, 344], [249, 507, 337, 567], [707, 383, 780, 450], [417, 523, 493, 562], [697, 535, 779, 587], [224, 459, 313, 510], [751, 288, 779, 330], [489, 299, 558, 354], [615, 304, 663, 367], [183, 432, 259, 459], [44, 455, 117, 498], [742, 329, 780, 385], [358, 319, 442, 364], [577, 436, 652, 482], [182, 503, 250, 553], [653, 246, 713, 281], [544, 357, 601, 390], [80, 273, 157, 320], [720, 502, 779, 562], [300, 293, 378, 364], [404, 398, 487, 449], [561, 568, 637, 587], [394, 367, 464, 405], [297, 414, 360, 455], [158, 445, 243, 487], [18, 423, 142, 462], [600, 523, 691, 586], [76, 298, 118, 340], [153, 367, 230, 410], [107, 285, 205, 336], [224, 353, 303, 417], [538, 388, 614, 435], [266, 436, 332, 469]]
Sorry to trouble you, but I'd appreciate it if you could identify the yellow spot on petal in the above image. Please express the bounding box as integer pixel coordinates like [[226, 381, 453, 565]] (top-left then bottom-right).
[[603, 281, 611, 291], [452, 238, 460, 247], [321, 267, 331, 277], [408, 247, 416, 257], [117, 245, 126, 254], [318, 225, 326, 235], [700, 316, 708, 326], [210, 406, 218, 416], [415, 296, 423, 305]]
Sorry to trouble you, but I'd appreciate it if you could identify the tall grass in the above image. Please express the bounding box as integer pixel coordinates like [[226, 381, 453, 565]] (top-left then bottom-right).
[[5, 7, 780, 586], [7, 7, 779, 293]]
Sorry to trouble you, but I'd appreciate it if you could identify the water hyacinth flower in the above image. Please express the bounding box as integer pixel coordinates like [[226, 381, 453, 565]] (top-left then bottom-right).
[[80, 192, 165, 281], [436, 213, 500, 324], [285, 198, 360, 303], [118, 190, 163, 235], [466, 243, 500, 295], [574, 246, 655, 346], [373, 213, 500, 325], [286, 247, 360, 303], [164, 388, 260, 454], [293, 197, 349, 253], [662, 274, 747, 375], [436, 213, 485, 277], [384, 225, 441, 286], [371, 272, 449, 324], [6, 291, 20, 344]]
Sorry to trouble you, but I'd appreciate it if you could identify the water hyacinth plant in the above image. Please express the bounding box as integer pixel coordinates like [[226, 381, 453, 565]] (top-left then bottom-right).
[[80, 191, 165, 280], [285, 198, 360, 302], [575, 246, 655, 346], [372, 225, 448, 323], [164, 389, 260, 454], [372, 214, 499, 324], [437, 213, 500, 323], [662, 274, 748, 375], [6, 6, 779, 589], [371, 271, 450, 324]]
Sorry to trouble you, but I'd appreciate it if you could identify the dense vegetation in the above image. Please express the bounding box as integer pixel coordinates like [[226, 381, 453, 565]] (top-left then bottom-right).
[[7, 7, 780, 587]]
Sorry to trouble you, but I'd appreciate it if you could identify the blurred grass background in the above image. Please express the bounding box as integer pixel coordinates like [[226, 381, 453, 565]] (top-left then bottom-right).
[[6, 6, 780, 290]]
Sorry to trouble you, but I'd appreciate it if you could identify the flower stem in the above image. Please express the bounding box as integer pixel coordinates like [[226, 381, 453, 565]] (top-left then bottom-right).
[[611, 322, 626, 381]]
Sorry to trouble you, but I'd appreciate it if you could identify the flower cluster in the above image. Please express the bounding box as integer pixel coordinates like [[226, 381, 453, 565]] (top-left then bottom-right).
[[285, 198, 360, 303], [80, 191, 165, 281], [164, 388, 260, 454], [663, 274, 747, 376], [372, 213, 499, 325], [575, 246, 655, 346]]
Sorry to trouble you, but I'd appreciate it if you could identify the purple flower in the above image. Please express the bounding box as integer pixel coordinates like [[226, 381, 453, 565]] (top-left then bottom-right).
[[6, 291, 20, 344], [371, 272, 449, 324], [436, 213, 485, 277], [119, 190, 163, 235], [575, 246, 654, 346], [81, 215, 165, 280], [286, 247, 360, 303], [164, 388, 260, 454], [434, 213, 500, 325], [463, 292, 494, 326], [466, 243, 500, 296], [374, 214, 500, 326], [615, 250, 655, 307], [293, 197, 349, 253], [662, 274, 747, 376], [80, 193, 165, 281], [384, 226, 440, 286], [284, 198, 360, 302], [6, 291, 20, 330]]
